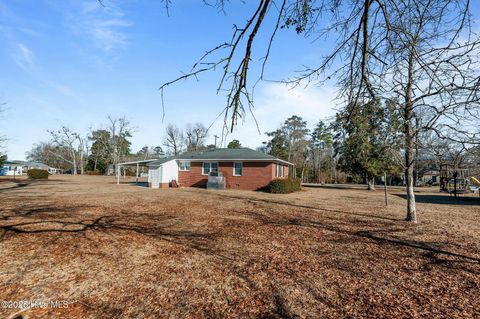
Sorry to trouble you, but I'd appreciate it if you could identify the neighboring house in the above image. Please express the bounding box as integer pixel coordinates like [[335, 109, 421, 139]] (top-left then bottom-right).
[[146, 148, 291, 190], [0, 161, 23, 176], [418, 168, 440, 184], [0, 160, 55, 176], [22, 161, 50, 172]]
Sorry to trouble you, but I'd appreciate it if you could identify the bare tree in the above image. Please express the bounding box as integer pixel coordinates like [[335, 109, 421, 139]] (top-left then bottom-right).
[[161, 0, 480, 222], [48, 126, 81, 174], [420, 131, 472, 170], [185, 122, 208, 152], [106, 115, 132, 171], [27, 142, 72, 170], [368, 1, 479, 221], [163, 123, 184, 155], [77, 135, 90, 175]]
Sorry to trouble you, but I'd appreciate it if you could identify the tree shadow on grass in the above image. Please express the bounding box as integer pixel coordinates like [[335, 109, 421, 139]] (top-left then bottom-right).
[[1, 199, 479, 317], [394, 193, 480, 206], [0, 178, 71, 193], [207, 192, 401, 222], [237, 206, 480, 275], [0, 182, 30, 192], [0, 207, 222, 259], [199, 191, 480, 272]]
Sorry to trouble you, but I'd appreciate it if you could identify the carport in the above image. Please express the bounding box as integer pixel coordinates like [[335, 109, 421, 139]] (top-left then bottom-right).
[[116, 159, 158, 185]]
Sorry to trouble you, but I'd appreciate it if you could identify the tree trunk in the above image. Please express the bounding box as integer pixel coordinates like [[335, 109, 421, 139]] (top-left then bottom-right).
[[72, 152, 77, 175], [405, 130, 417, 222], [367, 176, 375, 190], [80, 149, 84, 175], [404, 48, 417, 222]]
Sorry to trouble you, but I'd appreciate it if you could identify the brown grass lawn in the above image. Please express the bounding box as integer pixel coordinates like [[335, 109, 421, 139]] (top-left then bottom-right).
[[0, 175, 479, 318]]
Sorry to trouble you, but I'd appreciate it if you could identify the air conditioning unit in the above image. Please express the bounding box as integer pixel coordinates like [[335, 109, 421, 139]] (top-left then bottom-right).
[[207, 171, 226, 189]]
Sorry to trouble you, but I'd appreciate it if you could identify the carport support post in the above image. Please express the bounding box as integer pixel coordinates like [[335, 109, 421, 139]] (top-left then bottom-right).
[[136, 162, 139, 184]]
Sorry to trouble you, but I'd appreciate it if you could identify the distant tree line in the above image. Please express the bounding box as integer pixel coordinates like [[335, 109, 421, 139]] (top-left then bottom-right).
[[27, 115, 164, 175], [160, 0, 480, 222], [25, 112, 478, 187], [261, 113, 479, 190]]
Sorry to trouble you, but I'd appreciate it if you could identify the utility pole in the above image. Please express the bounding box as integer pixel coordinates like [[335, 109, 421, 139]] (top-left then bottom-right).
[[214, 135, 219, 148]]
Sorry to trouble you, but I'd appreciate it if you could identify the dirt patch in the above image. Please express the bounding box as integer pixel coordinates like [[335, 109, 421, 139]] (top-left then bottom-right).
[[0, 175, 479, 318]]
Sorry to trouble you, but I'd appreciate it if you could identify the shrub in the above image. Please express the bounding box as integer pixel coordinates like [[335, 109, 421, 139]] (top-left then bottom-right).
[[27, 169, 49, 179], [264, 178, 301, 194]]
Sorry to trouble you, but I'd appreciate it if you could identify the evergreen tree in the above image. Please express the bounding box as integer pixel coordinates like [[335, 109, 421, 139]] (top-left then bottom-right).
[[334, 100, 400, 190], [310, 121, 334, 184], [227, 139, 242, 149]]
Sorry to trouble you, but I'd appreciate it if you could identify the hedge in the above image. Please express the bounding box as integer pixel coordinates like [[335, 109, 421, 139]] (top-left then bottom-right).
[[27, 169, 49, 179], [264, 178, 301, 194]]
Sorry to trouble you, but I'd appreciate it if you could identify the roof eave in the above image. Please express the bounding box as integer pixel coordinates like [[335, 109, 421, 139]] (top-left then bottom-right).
[[174, 158, 293, 165]]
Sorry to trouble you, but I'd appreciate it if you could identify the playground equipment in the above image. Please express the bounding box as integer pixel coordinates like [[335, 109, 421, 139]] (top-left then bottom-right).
[[446, 178, 470, 194], [439, 164, 469, 192], [470, 176, 480, 194], [471, 176, 480, 185]]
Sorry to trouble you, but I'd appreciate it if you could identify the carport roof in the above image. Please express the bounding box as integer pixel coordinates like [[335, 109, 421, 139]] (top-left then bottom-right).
[[145, 156, 177, 167], [118, 159, 164, 167]]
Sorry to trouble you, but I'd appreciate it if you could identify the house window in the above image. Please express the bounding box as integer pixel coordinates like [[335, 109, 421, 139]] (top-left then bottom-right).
[[179, 161, 190, 171], [276, 164, 284, 177], [202, 162, 218, 175], [233, 162, 243, 176]]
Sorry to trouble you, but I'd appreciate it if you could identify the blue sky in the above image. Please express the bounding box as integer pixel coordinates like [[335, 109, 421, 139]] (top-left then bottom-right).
[[0, 0, 340, 160], [2, 1, 477, 160]]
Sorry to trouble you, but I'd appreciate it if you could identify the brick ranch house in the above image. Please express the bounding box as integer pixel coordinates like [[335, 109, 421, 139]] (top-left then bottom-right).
[[146, 148, 292, 190]]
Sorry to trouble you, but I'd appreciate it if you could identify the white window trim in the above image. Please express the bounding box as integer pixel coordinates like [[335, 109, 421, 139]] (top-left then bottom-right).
[[179, 160, 191, 171], [202, 162, 218, 175], [233, 162, 243, 176], [276, 164, 284, 177]]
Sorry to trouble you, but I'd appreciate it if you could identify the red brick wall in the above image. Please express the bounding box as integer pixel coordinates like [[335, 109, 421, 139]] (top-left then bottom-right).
[[177, 161, 288, 190], [178, 162, 206, 187]]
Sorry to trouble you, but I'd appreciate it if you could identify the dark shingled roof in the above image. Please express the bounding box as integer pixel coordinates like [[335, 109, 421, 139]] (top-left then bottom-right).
[[147, 148, 291, 166], [146, 156, 177, 167]]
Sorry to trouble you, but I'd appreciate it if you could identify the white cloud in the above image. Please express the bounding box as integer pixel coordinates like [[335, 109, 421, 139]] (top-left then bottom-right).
[[207, 83, 340, 148], [68, 0, 132, 53], [12, 43, 77, 97], [254, 82, 339, 126], [44, 80, 77, 97], [14, 43, 35, 72]]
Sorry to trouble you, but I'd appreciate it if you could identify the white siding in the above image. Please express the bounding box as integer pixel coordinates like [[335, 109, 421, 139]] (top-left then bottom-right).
[[160, 160, 178, 183], [0, 166, 23, 176], [148, 166, 161, 188], [147, 160, 178, 188]]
